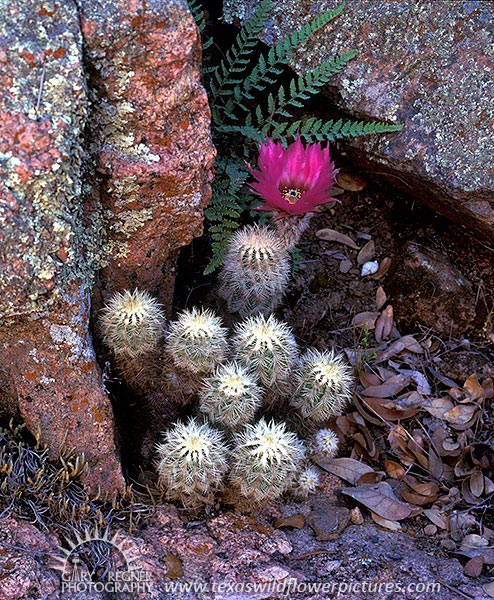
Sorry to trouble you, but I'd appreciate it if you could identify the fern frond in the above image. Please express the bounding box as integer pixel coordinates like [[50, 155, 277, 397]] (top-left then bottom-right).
[[209, 0, 271, 102], [224, 1, 346, 116], [270, 117, 404, 144], [253, 50, 357, 130], [203, 158, 251, 274]]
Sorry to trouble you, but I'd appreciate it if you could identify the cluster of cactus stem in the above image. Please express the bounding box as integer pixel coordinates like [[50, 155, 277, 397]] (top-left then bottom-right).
[[99, 224, 354, 509]]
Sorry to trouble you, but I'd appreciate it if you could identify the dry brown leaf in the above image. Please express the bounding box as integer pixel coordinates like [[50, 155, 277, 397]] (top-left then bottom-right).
[[443, 404, 478, 428], [423, 508, 449, 530], [388, 424, 417, 466], [357, 240, 375, 265], [375, 286, 387, 310], [375, 306, 394, 343], [370, 256, 391, 280], [461, 477, 480, 505], [464, 555, 484, 577], [484, 581, 494, 598], [313, 456, 375, 485], [328, 185, 344, 196], [401, 480, 439, 506], [274, 515, 305, 529], [361, 374, 410, 398], [371, 512, 402, 531], [374, 339, 406, 363], [359, 370, 381, 387], [316, 228, 359, 249], [485, 477, 494, 495], [352, 311, 379, 329], [358, 471, 382, 485], [423, 397, 455, 419], [482, 377, 494, 399], [463, 373, 484, 401], [469, 470, 485, 497], [359, 395, 419, 421], [341, 481, 414, 520], [399, 335, 424, 354], [384, 460, 406, 479], [336, 171, 367, 191], [427, 447, 444, 480], [461, 534, 489, 552], [165, 553, 184, 579]]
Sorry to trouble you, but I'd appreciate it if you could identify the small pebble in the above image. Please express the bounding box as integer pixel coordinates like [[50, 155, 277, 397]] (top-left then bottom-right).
[[339, 259, 353, 273], [361, 260, 379, 277], [350, 507, 364, 525], [424, 524, 437, 536]]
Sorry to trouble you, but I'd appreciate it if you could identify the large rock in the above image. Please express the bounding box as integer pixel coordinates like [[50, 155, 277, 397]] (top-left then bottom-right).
[[223, 0, 494, 242], [0, 0, 215, 494], [79, 0, 215, 307]]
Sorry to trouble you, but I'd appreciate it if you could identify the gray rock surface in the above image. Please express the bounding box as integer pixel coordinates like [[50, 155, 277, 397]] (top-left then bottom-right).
[[223, 0, 494, 242]]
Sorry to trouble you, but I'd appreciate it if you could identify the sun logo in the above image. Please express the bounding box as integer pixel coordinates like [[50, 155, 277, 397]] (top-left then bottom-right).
[[50, 526, 148, 594]]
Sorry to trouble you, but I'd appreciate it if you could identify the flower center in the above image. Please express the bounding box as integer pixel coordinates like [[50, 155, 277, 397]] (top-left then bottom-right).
[[280, 187, 304, 204]]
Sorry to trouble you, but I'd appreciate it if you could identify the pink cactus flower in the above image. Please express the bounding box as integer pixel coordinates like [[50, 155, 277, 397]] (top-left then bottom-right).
[[247, 136, 338, 216]]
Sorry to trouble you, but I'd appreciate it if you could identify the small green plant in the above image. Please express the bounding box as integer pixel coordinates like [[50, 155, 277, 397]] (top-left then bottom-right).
[[228, 418, 305, 504], [291, 348, 353, 423], [165, 307, 229, 374], [355, 325, 377, 369], [199, 361, 262, 429], [155, 418, 229, 507], [188, 0, 403, 272], [218, 224, 291, 317], [99, 289, 166, 358], [232, 313, 298, 392]]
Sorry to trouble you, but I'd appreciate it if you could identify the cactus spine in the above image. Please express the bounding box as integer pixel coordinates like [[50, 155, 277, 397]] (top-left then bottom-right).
[[165, 307, 229, 374], [155, 418, 229, 506], [218, 225, 291, 317], [291, 349, 353, 423], [199, 362, 262, 429], [228, 419, 305, 505], [99, 289, 166, 358]]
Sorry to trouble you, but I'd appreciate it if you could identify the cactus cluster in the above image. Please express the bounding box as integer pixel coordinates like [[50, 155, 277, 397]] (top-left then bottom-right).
[[228, 419, 305, 505], [98, 230, 354, 510], [292, 465, 320, 498], [314, 428, 340, 459], [218, 225, 291, 317]]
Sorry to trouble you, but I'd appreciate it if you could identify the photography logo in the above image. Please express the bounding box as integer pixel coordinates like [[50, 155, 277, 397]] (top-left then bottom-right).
[[50, 526, 151, 594]]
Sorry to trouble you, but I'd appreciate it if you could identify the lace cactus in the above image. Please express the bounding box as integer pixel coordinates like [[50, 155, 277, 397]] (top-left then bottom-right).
[[165, 307, 229, 374], [232, 314, 298, 392], [229, 419, 305, 504], [291, 349, 353, 423], [155, 418, 229, 506], [218, 225, 291, 317], [199, 362, 262, 429], [314, 428, 340, 459], [99, 289, 166, 358], [292, 465, 320, 498]]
